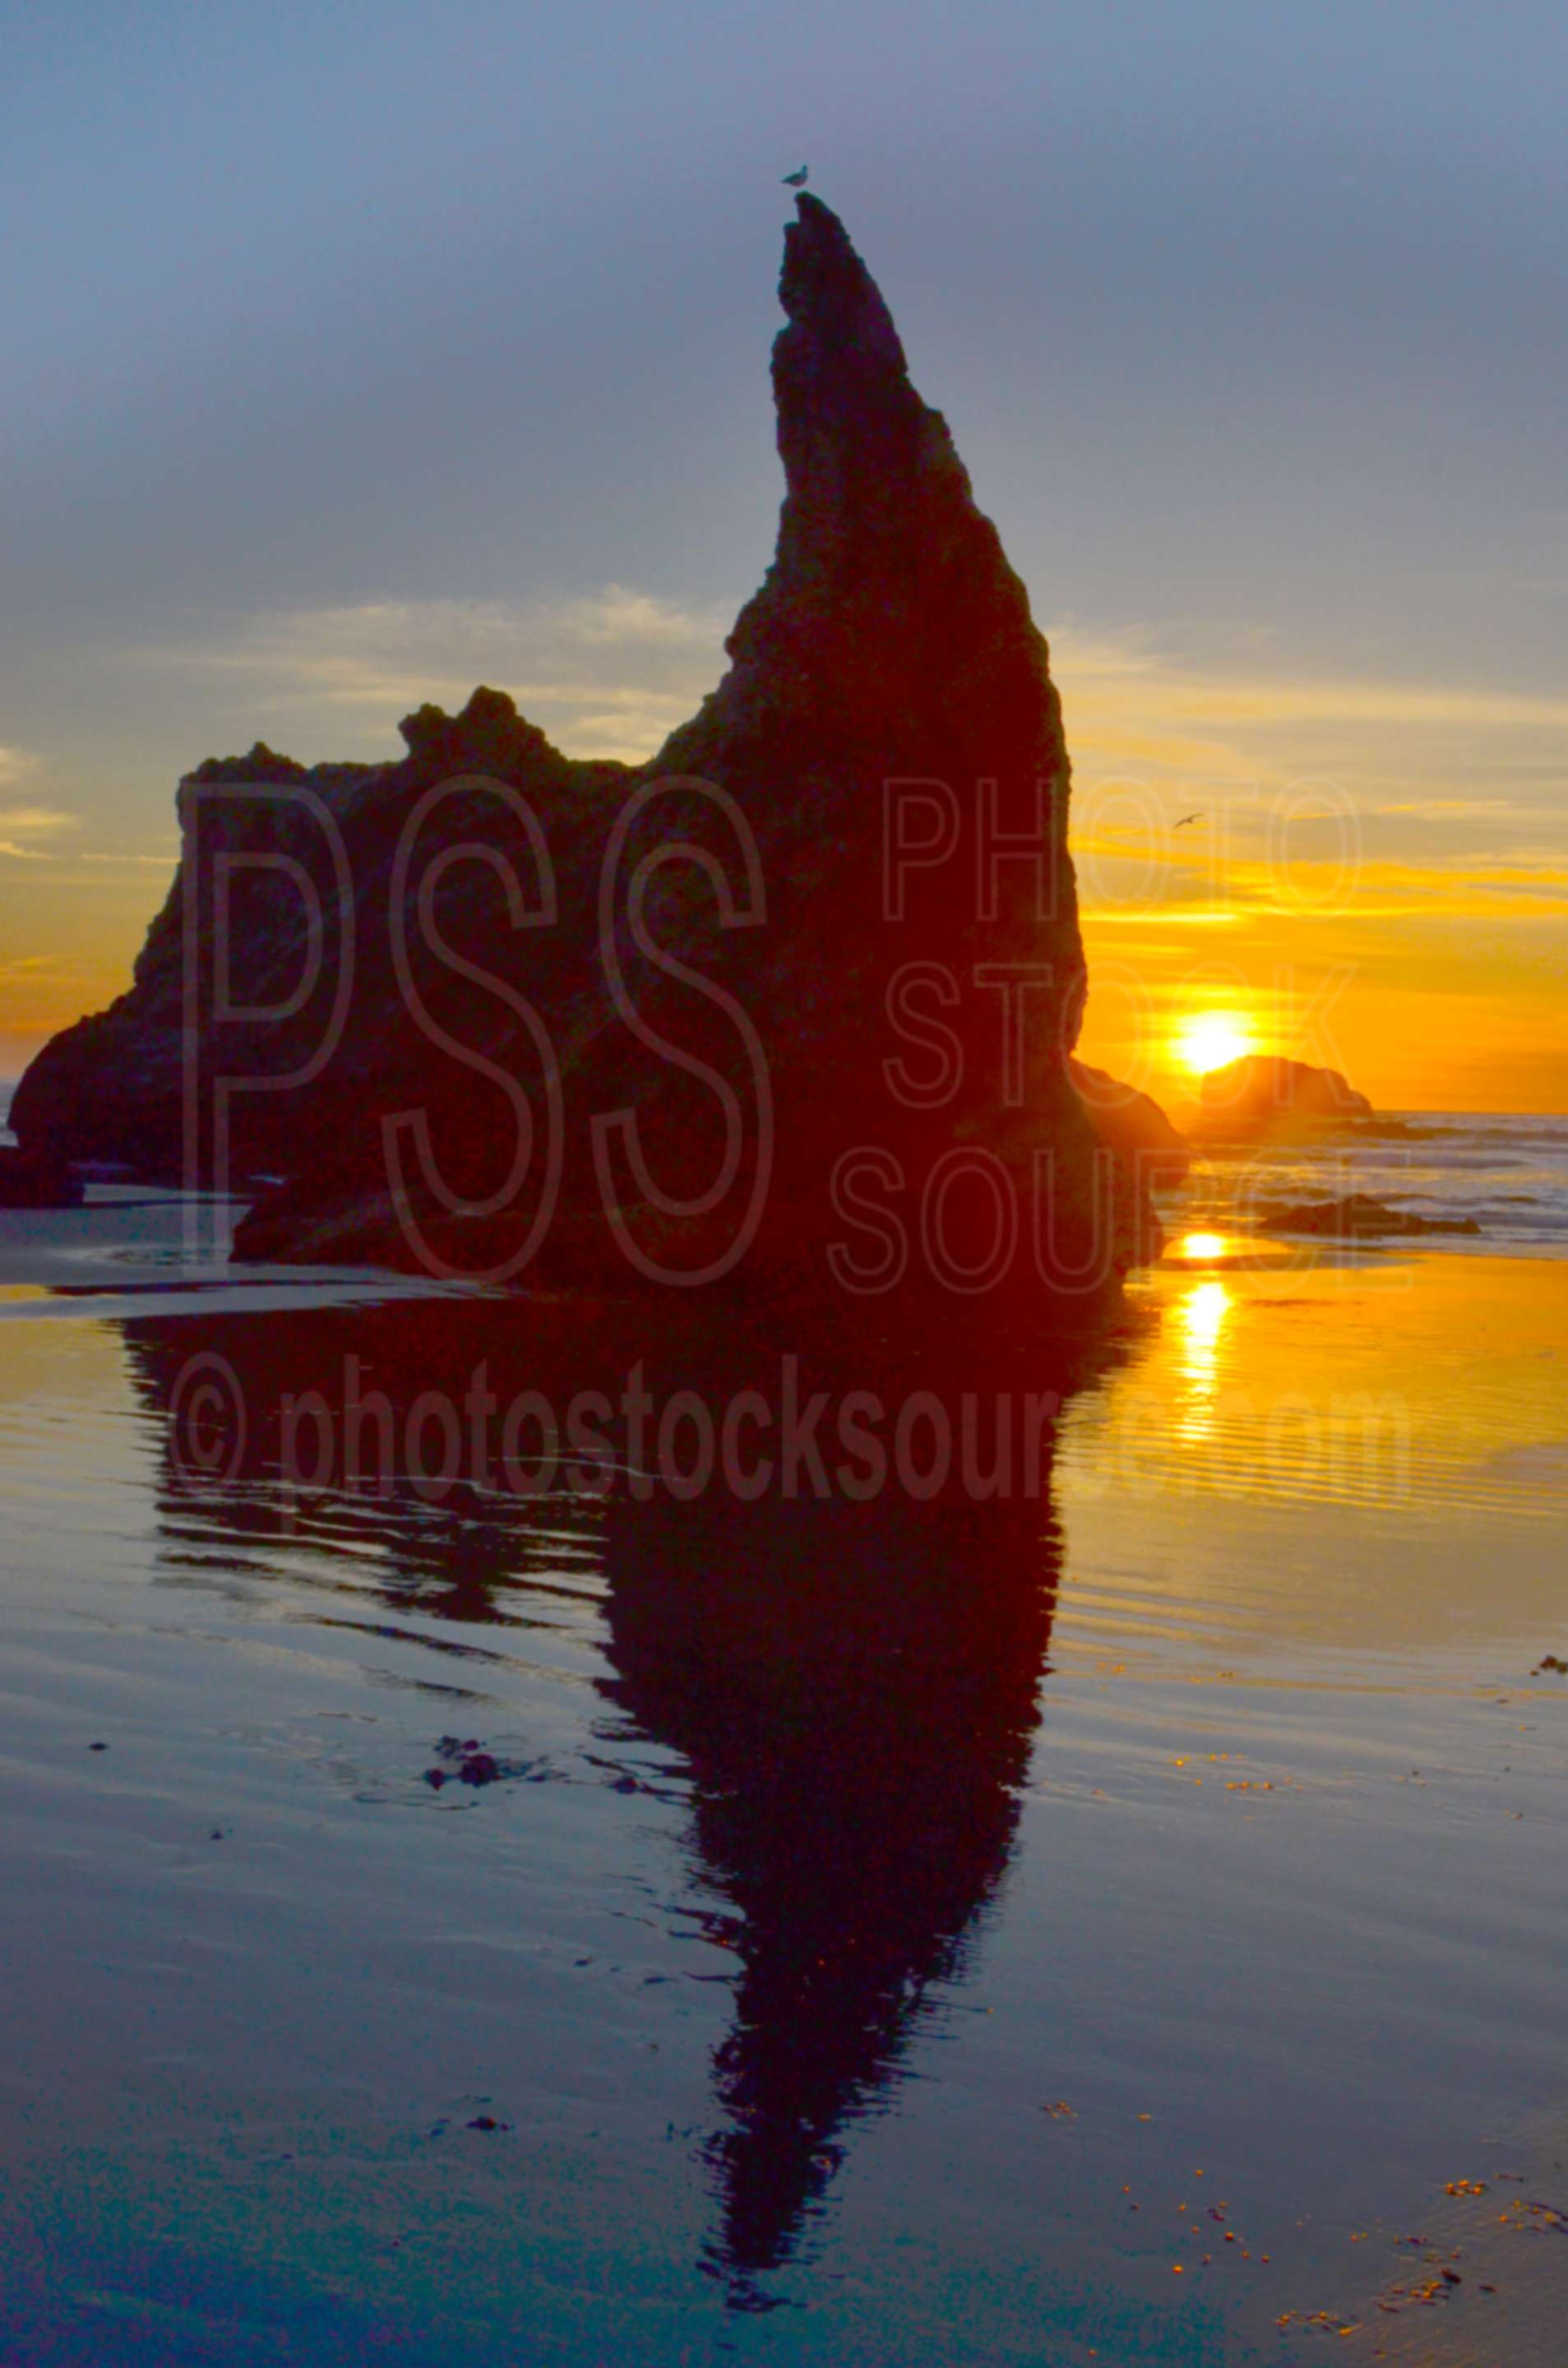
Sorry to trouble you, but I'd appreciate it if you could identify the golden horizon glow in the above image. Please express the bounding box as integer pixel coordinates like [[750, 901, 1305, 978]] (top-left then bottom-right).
[[1173, 1012, 1256, 1076], [1177, 1232, 1228, 1261]]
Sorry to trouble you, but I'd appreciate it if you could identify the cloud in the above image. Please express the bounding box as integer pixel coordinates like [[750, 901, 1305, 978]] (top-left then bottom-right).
[[0, 805, 78, 835], [550, 585, 729, 649], [0, 803, 86, 862], [133, 596, 1568, 791], [74, 849, 181, 867], [1079, 845, 1568, 927], [1049, 628, 1568, 950], [1052, 627, 1568, 736], [1052, 628, 1568, 827], [140, 588, 734, 762]]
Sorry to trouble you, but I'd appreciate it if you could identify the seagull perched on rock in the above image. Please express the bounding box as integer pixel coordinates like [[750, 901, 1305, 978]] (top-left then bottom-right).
[[782, 165, 808, 188]]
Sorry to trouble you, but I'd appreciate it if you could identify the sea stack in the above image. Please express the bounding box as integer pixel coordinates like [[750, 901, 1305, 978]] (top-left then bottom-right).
[[1188, 1054, 1373, 1145], [12, 197, 1145, 1295]]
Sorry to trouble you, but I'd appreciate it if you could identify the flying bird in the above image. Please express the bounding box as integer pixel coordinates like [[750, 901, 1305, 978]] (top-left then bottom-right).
[[1173, 812, 1205, 829], [782, 166, 809, 188]]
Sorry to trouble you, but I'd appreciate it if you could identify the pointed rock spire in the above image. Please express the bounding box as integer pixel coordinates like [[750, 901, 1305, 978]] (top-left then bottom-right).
[[667, 194, 1071, 811]]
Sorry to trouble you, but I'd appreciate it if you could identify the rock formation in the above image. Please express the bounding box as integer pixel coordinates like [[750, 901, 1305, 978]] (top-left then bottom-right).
[[1188, 1053, 1372, 1145], [1070, 1059, 1189, 1182], [1256, 1193, 1480, 1239], [13, 196, 1149, 1297]]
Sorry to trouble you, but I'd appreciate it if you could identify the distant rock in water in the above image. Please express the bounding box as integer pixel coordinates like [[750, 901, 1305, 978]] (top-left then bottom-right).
[[1257, 1193, 1480, 1239], [1069, 1061, 1189, 1181], [1189, 1054, 1372, 1145], [12, 195, 1151, 1296]]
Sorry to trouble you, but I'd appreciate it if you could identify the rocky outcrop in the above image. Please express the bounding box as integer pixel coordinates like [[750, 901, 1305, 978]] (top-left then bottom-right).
[[1256, 1193, 1480, 1239], [15, 197, 1142, 1297], [1070, 1060, 1189, 1182], [1189, 1054, 1372, 1145], [10, 693, 626, 1203]]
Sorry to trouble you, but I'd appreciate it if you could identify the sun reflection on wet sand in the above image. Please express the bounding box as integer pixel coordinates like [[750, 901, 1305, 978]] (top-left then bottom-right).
[[1175, 1275, 1232, 1445]]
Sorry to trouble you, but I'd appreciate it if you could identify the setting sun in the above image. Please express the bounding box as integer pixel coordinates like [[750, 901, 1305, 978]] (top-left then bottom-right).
[[1174, 1012, 1256, 1075]]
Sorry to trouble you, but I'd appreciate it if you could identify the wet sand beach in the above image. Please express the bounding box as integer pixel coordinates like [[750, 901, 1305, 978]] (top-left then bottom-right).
[[1, 1179, 1565, 2365]]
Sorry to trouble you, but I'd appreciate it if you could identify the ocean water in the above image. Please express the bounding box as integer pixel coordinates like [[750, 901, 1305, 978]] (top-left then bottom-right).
[[1173, 1112, 1568, 1255], [1, 1112, 1566, 2366], [7, 1085, 1567, 1246]]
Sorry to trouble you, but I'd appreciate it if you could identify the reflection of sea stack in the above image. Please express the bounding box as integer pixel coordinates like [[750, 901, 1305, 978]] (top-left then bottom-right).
[[120, 1293, 1138, 2295], [592, 1307, 1132, 2289], [601, 1482, 1065, 2287], [0, 1143, 81, 1209], [15, 197, 1154, 1291]]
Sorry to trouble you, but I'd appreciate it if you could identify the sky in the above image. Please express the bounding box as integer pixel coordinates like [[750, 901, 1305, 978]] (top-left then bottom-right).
[[2, 0, 1565, 1108]]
